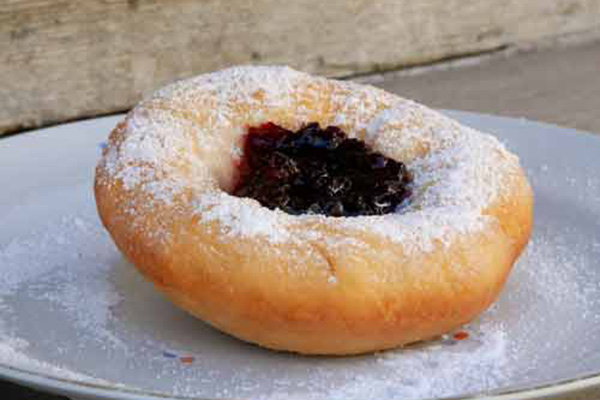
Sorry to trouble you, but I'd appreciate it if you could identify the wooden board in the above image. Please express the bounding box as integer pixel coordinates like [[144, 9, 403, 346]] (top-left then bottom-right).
[[1, 0, 600, 135]]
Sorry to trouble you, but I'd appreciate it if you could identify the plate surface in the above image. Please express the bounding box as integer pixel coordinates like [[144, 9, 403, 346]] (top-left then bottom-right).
[[1, 112, 600, 400]]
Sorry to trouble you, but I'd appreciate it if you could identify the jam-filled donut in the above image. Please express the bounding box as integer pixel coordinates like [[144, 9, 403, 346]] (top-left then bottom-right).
[[94, 66, 533, 355]]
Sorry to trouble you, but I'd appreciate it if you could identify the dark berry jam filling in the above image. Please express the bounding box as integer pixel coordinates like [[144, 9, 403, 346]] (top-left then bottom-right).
[[232, 122, 412, 217]]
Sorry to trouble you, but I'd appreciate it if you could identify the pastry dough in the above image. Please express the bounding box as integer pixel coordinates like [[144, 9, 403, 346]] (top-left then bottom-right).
[[95, 66, 533, 355]]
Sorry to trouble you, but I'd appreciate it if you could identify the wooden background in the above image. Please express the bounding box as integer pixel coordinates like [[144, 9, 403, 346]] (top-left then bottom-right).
[[1, 0, 600, 136]]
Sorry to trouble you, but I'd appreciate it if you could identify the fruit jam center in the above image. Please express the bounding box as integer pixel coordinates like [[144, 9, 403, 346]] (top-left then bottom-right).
[[232, 122, 412, 217]]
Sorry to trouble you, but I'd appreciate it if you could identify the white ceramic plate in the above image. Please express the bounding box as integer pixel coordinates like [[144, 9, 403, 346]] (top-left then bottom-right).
[[1, 112, 600, 400]]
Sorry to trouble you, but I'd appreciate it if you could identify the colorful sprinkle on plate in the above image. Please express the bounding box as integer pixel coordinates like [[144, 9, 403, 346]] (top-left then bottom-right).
[[453, 331, 470, 341], [162, 351, 177, 359]]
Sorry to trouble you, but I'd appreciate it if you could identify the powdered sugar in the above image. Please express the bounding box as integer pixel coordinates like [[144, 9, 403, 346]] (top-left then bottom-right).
[[328, 327, 509, 400], [98, 65, 520, 257], [196, 192, 292, 243], [338, 209, 491, 254], [0, 336, 115, 386], [0, 200, 133, 388]]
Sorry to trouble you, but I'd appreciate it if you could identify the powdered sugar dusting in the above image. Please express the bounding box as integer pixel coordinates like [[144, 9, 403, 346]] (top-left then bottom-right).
[[0, 204, 132, 387], [326, 327, 508, 400], [196, 192, 292, 243], [0, 337, 115, 386], [97, 65, 521, 257], [339, 209, 491, 254]]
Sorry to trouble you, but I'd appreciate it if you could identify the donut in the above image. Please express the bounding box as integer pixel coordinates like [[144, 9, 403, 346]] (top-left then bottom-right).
[[94, 65, 533, 355]]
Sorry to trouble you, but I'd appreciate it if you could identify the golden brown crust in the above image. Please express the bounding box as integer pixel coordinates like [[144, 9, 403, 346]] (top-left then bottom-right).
[[94, 66, 533, 355]]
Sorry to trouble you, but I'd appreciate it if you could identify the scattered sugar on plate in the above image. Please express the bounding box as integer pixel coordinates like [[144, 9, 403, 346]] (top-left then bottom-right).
[[0, 336, 116, 386]]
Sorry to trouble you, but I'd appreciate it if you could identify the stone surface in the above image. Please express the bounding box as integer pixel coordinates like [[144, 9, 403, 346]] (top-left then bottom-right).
[[363, 39, 600, 135], [2, 0, 600, 135]]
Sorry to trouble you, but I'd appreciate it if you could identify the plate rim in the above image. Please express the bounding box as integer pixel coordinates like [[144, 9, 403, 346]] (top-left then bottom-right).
[[2, 360, 600, 400]]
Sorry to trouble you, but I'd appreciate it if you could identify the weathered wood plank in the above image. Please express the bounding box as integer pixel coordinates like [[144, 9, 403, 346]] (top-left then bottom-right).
[[1, 0, 600, 135]]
